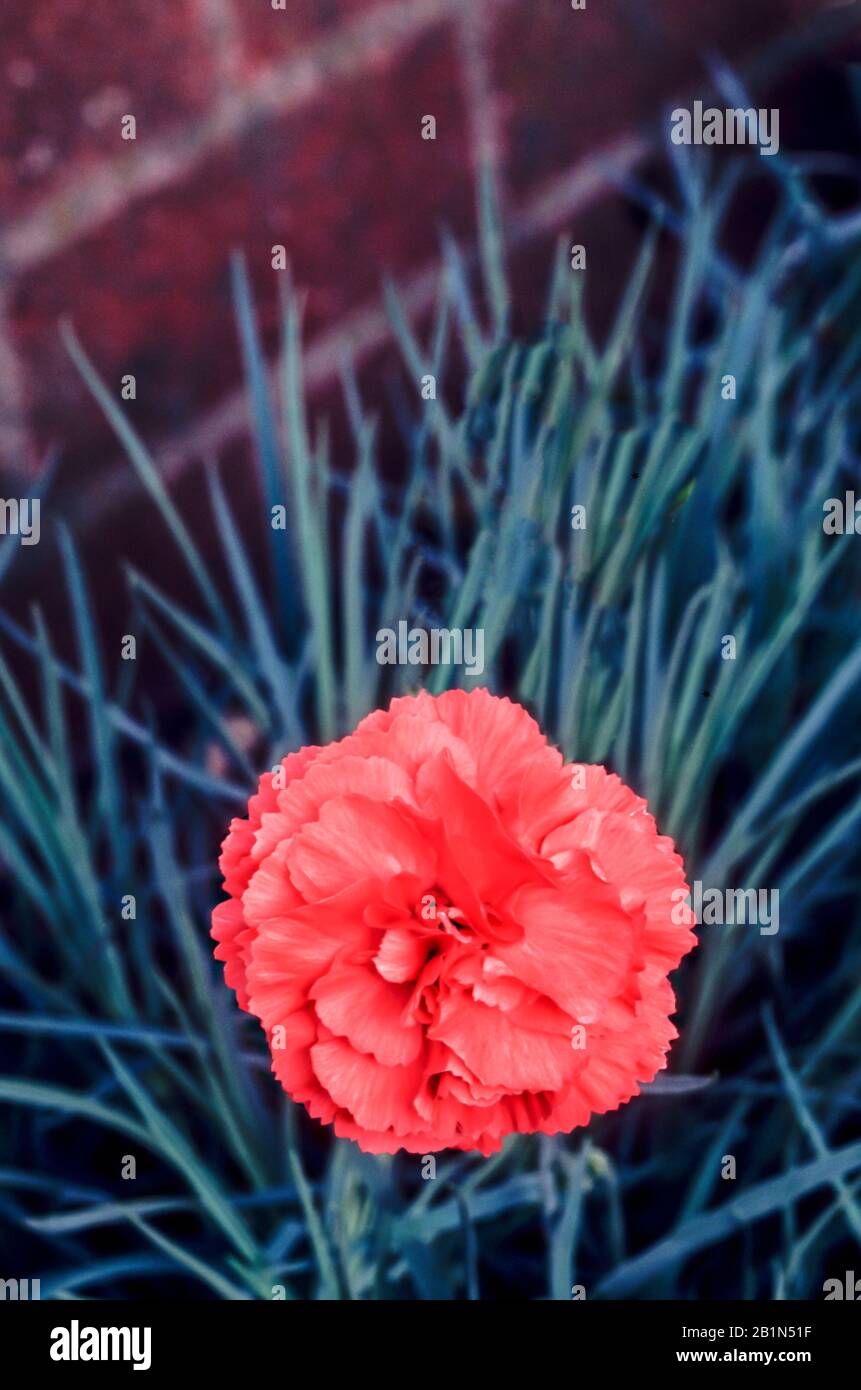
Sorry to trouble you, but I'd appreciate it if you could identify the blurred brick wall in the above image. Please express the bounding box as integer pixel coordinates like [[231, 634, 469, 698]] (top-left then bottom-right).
[[0, 0, 841, 509]]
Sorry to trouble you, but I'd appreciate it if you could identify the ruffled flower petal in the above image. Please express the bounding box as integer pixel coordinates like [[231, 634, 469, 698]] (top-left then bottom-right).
[[212, 690, 696, 1154]]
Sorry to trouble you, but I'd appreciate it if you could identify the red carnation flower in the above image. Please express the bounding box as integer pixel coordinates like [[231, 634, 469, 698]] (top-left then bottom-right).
[[212, 690, 696, 1154]]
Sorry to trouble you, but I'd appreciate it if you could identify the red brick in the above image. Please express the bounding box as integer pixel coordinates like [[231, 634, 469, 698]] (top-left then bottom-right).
[[3, 0, 840, 486], [0, 0, 215, 215], [242, 21, 473, 313], [9, 20, 474, 470]]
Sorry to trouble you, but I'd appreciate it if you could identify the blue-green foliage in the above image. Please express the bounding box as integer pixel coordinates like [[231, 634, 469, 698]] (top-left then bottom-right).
[[0, 151, 860, 1299]]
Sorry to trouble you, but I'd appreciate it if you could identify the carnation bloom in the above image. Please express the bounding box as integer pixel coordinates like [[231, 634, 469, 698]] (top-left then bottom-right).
[[212, 689, 696, 1155]]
